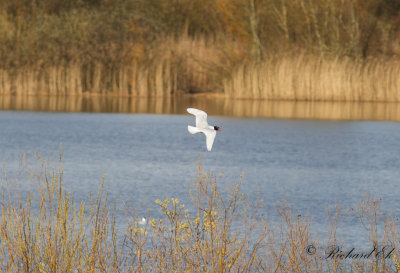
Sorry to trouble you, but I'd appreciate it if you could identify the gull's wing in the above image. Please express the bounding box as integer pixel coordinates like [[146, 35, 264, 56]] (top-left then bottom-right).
[[204, 129, 216, 151], [187, 108, 208, 129]]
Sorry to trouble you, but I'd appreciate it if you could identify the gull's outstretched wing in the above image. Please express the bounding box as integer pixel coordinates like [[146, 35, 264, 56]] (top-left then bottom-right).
[[204, 129, 216, 151], [187, 108, 209, 129]]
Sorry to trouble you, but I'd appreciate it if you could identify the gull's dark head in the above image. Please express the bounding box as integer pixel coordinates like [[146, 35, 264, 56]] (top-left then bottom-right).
[[214, 126, 222, 131]]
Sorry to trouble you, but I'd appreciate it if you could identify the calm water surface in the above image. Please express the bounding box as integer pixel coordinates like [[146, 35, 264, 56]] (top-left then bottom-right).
[[1, 101, 400, 247], [2, 95, 400, 121]]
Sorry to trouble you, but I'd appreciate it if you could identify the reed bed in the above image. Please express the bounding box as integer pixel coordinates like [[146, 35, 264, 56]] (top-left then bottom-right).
[[0, 35, 221, 97], [223, 54, 400, 101], [1, 48, 399, 102], [0, 62, 175, 97], [0, 0, 399, 101], [1, 154, 400, 272]]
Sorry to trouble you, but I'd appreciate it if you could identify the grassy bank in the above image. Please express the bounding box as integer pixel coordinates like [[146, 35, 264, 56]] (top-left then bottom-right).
[[1, 155, 399, 272], [0, 0, 399, 101]]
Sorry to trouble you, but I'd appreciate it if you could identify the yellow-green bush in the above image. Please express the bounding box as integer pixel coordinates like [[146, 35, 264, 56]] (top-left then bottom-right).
[[1, 154, 399, 272]]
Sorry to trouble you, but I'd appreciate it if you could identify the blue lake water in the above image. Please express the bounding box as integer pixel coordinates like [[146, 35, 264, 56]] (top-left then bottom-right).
[[1, 110, 400, 247]]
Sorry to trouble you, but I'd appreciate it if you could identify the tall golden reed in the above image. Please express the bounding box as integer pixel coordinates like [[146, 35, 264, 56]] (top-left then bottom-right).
[[223, 54, 400, 102], [0, 0, 399, 101], [0, 35, 220, 98], [1, 41, 398, 102]]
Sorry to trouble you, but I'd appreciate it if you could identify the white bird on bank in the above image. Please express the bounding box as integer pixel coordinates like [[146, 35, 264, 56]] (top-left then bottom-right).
[[187, 108, 221, 151]]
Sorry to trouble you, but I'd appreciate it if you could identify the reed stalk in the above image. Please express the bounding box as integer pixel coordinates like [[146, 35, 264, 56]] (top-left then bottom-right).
[[1, 50, 398, 102], [223, 54, 400, 101]]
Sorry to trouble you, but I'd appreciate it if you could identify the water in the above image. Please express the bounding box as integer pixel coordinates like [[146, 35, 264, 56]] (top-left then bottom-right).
[[2, 95, 400, 121], [1, 101, 400, 247]]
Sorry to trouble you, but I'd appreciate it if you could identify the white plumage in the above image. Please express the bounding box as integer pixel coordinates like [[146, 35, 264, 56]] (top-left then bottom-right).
[[138, 217, 146, 225], [187, 108, 221, 151]]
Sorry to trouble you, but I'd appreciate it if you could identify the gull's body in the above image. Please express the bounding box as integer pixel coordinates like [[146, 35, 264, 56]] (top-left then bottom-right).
[[138, 217, 146, 225], [187, 108, 221, 151]]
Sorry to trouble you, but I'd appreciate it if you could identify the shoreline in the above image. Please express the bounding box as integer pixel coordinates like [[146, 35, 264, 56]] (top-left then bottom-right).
[[1, 94, 400, 121]]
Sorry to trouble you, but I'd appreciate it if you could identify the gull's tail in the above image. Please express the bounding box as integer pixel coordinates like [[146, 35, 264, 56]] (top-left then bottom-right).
[[188, 126, 200, 134]]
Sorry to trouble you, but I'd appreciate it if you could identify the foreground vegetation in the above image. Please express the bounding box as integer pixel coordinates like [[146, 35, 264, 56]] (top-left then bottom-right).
[[0, 0, 399, 100], [1, 154, 400, 272]]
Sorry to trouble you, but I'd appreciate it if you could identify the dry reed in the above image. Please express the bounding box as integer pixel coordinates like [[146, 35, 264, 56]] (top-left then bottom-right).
[[0, 0, 399, 101], [223, 54, 400, 102], [0, 153, 120, 272], [0, 35, 222, 98], [1, 41, 399, 102]]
